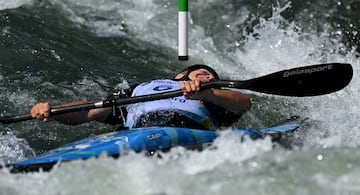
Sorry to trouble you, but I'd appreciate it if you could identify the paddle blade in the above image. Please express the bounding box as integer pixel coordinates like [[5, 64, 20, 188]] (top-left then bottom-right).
[[239, 63, 353, 96]]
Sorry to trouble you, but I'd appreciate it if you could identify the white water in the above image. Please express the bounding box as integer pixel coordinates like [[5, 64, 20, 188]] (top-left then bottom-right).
[[0, 0, 33, 11], [1, 0, 360, 194]]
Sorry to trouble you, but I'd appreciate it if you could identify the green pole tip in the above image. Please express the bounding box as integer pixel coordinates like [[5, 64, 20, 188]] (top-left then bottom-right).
[[178, 0, 188, 11]]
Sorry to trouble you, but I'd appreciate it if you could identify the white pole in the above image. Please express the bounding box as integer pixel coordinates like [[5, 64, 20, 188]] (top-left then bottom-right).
[[178, 0, 188, 60]]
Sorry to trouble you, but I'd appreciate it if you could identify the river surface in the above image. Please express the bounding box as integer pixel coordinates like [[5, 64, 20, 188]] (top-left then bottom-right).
[[0, 0, 359, 194]]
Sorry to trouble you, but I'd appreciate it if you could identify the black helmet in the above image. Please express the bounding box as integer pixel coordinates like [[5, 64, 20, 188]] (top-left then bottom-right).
[[174, 64, 220, 81]]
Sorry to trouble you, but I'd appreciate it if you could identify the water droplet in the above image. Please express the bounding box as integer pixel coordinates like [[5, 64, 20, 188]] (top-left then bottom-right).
[[317, 154, 323, 161]]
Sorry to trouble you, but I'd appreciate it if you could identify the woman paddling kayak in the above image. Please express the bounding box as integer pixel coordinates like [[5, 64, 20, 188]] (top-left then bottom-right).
[[31, 64, 252, 130]]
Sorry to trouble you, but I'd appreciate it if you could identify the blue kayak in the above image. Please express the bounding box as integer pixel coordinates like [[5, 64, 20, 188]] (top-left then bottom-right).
[[6, 120, 301, 173]]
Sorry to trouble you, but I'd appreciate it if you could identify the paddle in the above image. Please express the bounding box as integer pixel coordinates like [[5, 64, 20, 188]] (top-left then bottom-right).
[[0, 63, 353, 124]]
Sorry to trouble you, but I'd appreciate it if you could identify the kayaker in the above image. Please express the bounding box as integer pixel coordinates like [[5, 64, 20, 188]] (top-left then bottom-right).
[[31, 64, 251, 130]]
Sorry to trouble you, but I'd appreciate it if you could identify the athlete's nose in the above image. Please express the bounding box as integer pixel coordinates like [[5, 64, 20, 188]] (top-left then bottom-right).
[[197, 74, 215, 82]]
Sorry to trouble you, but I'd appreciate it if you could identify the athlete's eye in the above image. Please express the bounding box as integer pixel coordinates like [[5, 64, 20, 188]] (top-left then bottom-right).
[[196, 72, 211, 77]]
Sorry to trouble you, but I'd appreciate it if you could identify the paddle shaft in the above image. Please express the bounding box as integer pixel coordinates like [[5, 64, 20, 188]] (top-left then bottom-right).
[[0, 63, 353, 124]]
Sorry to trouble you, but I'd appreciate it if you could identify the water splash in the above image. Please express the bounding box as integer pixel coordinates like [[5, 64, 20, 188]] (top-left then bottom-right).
[[0, 130, 35, 164], [228, 3, 360, 147]]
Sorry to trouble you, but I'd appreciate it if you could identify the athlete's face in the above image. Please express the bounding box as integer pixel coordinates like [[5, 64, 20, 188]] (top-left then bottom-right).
[[187, 69, 216, 83]]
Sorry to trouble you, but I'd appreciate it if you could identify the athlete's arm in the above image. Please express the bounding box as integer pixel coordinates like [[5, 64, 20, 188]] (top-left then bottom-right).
[[179, 80, 251, 114], [31, 101, 112, 125]]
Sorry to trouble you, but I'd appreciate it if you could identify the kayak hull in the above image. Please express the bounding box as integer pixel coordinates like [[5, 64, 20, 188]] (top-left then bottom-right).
[[7, 121, 301, 173], [13, 127, 257, 166]]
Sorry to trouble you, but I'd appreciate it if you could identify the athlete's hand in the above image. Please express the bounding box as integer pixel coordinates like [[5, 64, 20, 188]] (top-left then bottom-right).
[[31, 102, 51, 122], [179, 80, 203, 99]]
